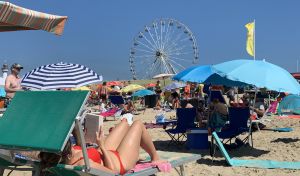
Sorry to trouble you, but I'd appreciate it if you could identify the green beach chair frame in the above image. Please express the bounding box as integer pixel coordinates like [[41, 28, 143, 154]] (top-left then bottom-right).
[[0, 91, 90, 175]]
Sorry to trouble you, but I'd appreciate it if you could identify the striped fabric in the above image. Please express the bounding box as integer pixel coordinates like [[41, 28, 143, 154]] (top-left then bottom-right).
[[21, 63, 103, 90], [0, 1, 67, 35]]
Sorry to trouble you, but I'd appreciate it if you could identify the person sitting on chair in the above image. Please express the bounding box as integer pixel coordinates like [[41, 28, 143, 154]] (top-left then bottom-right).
[[208, 98, 229, 133], [39, 119, 164, 175]]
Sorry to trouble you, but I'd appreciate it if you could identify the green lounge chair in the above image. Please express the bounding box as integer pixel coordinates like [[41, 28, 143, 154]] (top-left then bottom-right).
[[0, 91, 90, 175], [212, 132, 300, 169]]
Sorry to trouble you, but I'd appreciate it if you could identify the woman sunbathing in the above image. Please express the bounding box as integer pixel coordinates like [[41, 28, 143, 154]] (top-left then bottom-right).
[[39, 119, 162, 175]]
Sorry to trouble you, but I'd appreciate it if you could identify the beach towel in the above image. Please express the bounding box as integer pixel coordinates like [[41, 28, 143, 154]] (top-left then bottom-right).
[[100, 108, 118, 117], [267, 101, 278, 114], [130, 162, 172, 173]]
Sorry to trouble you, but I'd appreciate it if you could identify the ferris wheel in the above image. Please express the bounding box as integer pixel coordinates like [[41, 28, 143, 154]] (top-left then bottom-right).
[[129, 18, 199, 80]]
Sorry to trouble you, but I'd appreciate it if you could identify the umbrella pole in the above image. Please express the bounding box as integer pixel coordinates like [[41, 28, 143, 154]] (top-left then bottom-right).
[[252, 88, 258, 115]]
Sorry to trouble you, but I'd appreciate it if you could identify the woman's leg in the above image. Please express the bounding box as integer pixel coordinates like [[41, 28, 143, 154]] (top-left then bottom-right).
[[117, 120, 159, 170], [104, 120, 130, 150]]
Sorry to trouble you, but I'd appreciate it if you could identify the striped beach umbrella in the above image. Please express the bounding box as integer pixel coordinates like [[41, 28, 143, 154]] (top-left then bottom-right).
[[21, 63, 103, 90], [0, 1, 67, 35]]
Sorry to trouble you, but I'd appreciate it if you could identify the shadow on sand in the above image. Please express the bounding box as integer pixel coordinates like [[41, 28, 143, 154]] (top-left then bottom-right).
[[271, 138, 300, 144]]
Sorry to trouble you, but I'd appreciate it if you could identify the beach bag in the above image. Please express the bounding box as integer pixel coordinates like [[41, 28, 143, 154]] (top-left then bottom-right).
[[155, 113, 166, 123]]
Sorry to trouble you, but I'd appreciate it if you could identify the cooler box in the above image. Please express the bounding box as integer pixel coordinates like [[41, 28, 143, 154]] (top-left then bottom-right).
[[186, 129, 209, 150]]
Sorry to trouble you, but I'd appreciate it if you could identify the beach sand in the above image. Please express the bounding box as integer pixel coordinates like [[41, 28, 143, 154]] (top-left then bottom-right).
[[5, 109, 300, 176]]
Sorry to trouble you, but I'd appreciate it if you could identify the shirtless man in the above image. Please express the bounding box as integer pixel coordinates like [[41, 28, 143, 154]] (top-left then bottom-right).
[[5, 63, 23, 99]]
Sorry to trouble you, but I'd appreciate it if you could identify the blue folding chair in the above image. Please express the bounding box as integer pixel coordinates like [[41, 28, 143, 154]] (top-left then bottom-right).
[[165, 108, 197, 147], [218, 107, 252, 145], [210, 107, 252, 158], [109, 95, 125, 105]]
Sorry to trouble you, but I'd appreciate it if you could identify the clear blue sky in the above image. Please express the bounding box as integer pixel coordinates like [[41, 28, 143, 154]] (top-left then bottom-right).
[[1, 0, 300, 80]]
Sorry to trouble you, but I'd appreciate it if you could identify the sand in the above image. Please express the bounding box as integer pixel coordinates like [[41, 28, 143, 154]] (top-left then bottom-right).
[[5, 109, 300, 176]]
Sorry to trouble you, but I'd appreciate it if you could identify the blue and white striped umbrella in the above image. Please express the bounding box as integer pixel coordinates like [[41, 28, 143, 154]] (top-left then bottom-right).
[[21, 62, 103, 90]]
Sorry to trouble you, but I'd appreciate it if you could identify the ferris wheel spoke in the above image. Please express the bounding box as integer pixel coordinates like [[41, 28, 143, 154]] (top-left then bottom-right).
[[165, 43, 188, 55], [149, 60, 161, 76], [168, 58, 186, 70], [167, 44, 188, 54], [136, 57, 154, 66], [162, 23, 176, 51], [164, 60, 177, 74], [178, 36, 191, 43], [134, 47, 155, 54], [160, 22, 164, 49], [161, 22, 171, 50], [168, 51, 194, 56], [136, 40, 156, 52], [167, 56, 189, 63], [164, 32, 185, 52], [153, 23, 161, 50], [145, 26, 160, 49], [140, 32, 159, 51]]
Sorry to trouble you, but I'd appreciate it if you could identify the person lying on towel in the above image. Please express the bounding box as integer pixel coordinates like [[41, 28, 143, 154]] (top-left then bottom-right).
[[39, 119, 164, 175]]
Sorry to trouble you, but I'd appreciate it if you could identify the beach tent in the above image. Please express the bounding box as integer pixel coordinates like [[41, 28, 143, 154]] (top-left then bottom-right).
[[278, 94, 300, 115], [0, 1, 67, 35], [21, 62, 103, 90]]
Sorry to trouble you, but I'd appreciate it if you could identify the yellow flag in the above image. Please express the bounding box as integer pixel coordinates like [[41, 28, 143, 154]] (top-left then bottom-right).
[[245, 22, 255, 57]]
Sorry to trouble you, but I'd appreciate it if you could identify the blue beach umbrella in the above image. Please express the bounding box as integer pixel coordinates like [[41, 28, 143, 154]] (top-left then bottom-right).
[[173, 65, 247, 87], [173, 65, 214, 83], [132, 89, 155, 97], [213, 59, 300, 94]]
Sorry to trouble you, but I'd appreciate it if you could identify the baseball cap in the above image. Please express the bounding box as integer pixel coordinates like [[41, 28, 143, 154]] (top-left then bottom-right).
[[11, 63, 23, 70]]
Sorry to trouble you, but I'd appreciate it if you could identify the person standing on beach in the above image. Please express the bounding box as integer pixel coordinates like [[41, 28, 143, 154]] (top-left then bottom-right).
[[5, 63, 23, 99], [98, 82, 109, 103]]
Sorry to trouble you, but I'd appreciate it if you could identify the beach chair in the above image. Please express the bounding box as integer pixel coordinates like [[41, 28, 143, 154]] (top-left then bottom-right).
[[211, 107, 252, 155], [0, 91, 90, 175], [47, 151, 201, 176], [209, 90, 226, 104], [165, 108, 197, 147], [0, 150, 40, 176], [211, 132, 300, 169], [99, 107, 123, 120], [109, 95, 125, 105]]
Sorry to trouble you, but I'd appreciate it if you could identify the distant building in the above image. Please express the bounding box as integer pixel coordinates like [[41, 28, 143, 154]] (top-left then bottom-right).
[[0, 64, 8, 87]]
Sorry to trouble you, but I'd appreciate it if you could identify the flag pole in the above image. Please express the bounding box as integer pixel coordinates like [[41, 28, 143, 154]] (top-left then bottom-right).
[[253, 19, 256, 60]]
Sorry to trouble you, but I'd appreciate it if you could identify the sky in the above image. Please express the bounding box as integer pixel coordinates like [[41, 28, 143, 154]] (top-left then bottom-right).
[[1, 0, 300, 80]]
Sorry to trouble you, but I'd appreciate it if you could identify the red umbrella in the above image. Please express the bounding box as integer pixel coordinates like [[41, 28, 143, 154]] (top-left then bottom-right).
[[146, 83, 156, 87], [107, 81, 122, 86]]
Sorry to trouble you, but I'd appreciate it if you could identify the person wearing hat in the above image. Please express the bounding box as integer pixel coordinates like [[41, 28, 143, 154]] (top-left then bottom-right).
[[4, 63, 23, 100]]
